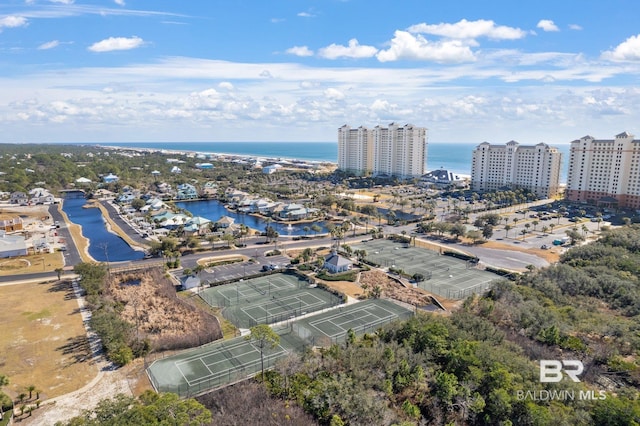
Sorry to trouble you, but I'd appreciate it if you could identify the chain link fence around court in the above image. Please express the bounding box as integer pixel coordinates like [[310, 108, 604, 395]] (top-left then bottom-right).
[[146, 350, 286, 398], [223, 289, 344, 328], [199, 273, 344, 328], [145, 299, 415, 397]]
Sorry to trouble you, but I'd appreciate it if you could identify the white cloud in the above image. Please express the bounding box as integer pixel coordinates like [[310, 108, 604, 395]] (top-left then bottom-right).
[[569, 24, 582, 31], [0, 15, 28, 30], [408, 19, 526, 40], [49, 0, 75, 4], [37, 40, 60, 50], [377, 31, 475, 63], [324, 88, 344, 100], [318, 39, 378, 59], [88, 36, 144, 52], [602, 34, 640, 61], [114, 0, 126, 5], [286, 46, 314, 57], [537, 19, 559, 32], [3, 55, 640, 143], [297, 12, 314, 18]]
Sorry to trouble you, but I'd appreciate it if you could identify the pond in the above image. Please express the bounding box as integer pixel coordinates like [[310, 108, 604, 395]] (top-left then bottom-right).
[[62, 195, 145, 262], [174, 200, 330, 236]]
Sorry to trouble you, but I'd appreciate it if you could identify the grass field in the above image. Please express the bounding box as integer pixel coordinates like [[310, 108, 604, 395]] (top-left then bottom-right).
[[0, 252, 63, 276], [0, 279, 96, 400]]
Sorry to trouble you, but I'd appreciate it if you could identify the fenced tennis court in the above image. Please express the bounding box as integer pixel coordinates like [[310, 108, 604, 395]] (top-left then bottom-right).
[[291, 298, 413, 347], [146, 299, 413, 396], [147, 335, 289, 397], [353, 239, 499, 299], [199, 273, 344, 328]]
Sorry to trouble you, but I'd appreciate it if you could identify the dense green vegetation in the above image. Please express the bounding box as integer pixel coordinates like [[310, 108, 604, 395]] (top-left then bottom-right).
[[248, 225, 640, 425], [58, 391, 211, 426]]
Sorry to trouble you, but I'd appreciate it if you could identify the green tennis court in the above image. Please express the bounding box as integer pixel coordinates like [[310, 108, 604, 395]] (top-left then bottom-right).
[[146, 299, 413, 397], [200, 273, 343, 327], [353, 239, 499, 299]]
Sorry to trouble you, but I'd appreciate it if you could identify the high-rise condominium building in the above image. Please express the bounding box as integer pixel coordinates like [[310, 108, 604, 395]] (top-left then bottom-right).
[[338, 123, 427, 178], [471, 141, 562, 198], [566, 132, 640, 209], [337, 125, 373, 176]]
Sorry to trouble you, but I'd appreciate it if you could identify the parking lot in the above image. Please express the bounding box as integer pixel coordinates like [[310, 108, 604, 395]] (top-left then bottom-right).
[[195, 253, 291, 285]]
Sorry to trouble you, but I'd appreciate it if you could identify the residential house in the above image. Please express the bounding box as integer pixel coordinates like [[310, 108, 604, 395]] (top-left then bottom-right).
[[215, 216, 235, 228], [146, 198, 165, 210], [184, 216, 212, 235], [116, 193, 136, 203], [195, 163, 214, 169], [176, 183, 198, 200], [75, 177, 92, 185], [103, 173, 119, 183], [263, 164, 282, 174], [201, 181, 218, 197], [29, 188, 55, 205], [9, 191, 28, 205], [279, 203, 318, 220], [171, 166, 182, 174]]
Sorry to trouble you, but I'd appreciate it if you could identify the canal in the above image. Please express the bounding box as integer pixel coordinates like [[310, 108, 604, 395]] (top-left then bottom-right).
[[62, 195, 144, 262]]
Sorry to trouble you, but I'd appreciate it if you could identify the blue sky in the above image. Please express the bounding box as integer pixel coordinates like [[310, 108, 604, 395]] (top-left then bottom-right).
[[2, 0, 640, 144]]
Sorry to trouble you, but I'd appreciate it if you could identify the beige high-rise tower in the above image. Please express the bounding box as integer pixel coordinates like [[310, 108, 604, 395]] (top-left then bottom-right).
[[338, 123, 427, 178], [471, 141, 562, 198], [566, 132, 640, 209]]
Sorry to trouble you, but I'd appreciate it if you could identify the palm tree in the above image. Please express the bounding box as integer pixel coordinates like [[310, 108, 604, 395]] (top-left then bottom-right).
[[504, 224, 512, 238], [26, 384, 36, 400], [532, 220, 539, 232]]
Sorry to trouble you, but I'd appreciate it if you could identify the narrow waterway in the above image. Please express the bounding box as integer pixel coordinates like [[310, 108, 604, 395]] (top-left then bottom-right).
[[62, 196, 144, 262]]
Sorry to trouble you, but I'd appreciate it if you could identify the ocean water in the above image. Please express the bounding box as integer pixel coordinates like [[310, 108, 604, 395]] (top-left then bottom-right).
[[99, 141, 571, 182]]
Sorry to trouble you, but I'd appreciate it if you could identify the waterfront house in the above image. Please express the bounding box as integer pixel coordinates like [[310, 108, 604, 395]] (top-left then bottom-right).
[[185, 216, 212, 235], [201, 181, 218, 197], [279, 203, 318, 220], [176, 183, 198, 200], [215, 216, 235, 228], [146, 198, 165, 210], [30, 189, 55, 204], [323, 251, 352, 273]]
